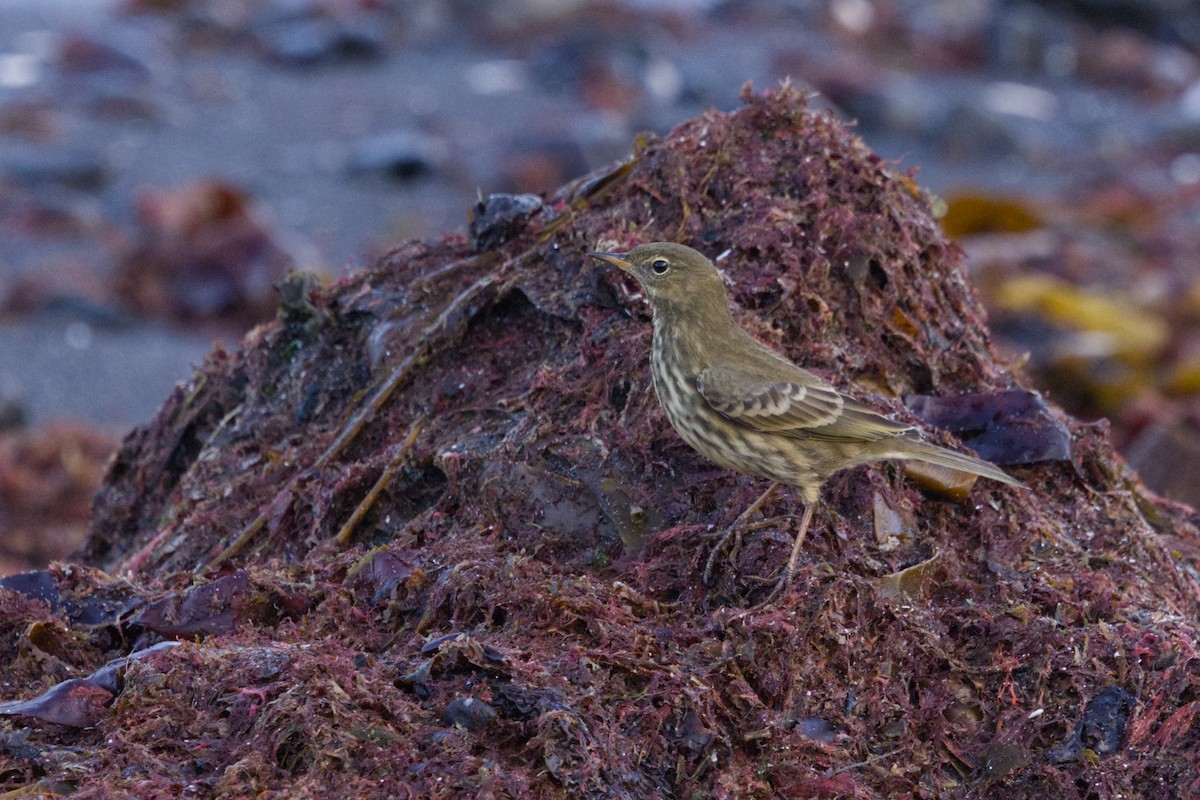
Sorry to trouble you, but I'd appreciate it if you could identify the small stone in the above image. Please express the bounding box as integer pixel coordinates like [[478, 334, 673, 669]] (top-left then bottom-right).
[[59, 33, 150, 76], [979, 741, 1028, 780], [345, 130, 448, 182], [0, 396, 27, 431], [674, 710, 713, 752], [932, 104, 1020, 162], [1124, 421, 1200, 510], [254, 17, 385, 67], [1049, 686, 1135, 762], [443, 697, 497, 732], [468, 193, 543, 253], [1, 146, 109, 191]]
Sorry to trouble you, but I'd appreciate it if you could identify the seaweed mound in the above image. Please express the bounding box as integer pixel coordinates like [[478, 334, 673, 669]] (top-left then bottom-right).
[[2, 86, 1198, 798]]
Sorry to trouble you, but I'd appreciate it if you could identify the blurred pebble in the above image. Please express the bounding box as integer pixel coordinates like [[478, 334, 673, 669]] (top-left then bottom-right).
[[0, 396, 26, 431], [468, 0, 589, 35], [1124, 421, 1200, 508], [501, 137, 588, 194], [1169, 152, 1200, 184], [981, 81, 1058, 121], [0, 146, 109, 191], [59, 33, 149, 76], [933, 103, 1020, 161], [0, 52, 40, 89], [842, 75, 945, 138], [253, 17, 386, 67], [0, 102, 56, 139], [984, 1, 1076, 77], [1179, 79, 1200, 121], [345, 130, 448, 182], [829, 0, 874, 36], [464, 59, 527, 96]]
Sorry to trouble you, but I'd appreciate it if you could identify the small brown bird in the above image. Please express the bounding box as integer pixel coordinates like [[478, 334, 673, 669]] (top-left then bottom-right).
[[589, 242, 1020, 600]]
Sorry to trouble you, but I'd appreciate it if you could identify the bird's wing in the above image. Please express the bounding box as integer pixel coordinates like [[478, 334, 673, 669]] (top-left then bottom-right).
[[695, 362, 914, 441]]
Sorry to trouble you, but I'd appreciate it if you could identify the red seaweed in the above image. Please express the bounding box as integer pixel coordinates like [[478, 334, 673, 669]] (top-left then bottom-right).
[[0, 86, 1197, 798]]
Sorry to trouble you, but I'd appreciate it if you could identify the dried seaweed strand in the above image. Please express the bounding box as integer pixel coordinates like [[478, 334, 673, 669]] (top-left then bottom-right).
[[196, 273, 502, 574], [123, 520, 182, 576], [334, 417, 425, 546], [315, 272, 499, 471], [540, 157, 636, 240], [675, 143, 725, 241], [196, 506, 267, 576], [827, 747, 905, 776], [415, 252, 500, 289]]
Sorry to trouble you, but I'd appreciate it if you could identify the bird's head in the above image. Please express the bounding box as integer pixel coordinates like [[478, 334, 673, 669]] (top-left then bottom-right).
[[588, 242, 729, 317]]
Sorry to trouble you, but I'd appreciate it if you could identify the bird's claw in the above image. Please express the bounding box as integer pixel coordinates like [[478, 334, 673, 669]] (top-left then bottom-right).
[[703, 516, 792, 585], [758, 567, 796, 604], [703, 526, 743, 585]]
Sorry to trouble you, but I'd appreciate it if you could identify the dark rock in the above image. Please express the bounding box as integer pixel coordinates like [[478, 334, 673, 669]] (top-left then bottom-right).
[[0, 146, 109, 191], [1049, 686, 1136, 761], [345, 130, 448, 182], [1124, 420, 1200, 508], [59, 33, 150, 76], [1079, 686, 1137, 755], [443, 697, 498, 731], [932, 103, 1021, 162], [0, 395, 26, 431], [468, 193, 543, 253], [254, 17, 386, 67], [984, 2, 1077, 77], [1062, 0, 1200, 50]]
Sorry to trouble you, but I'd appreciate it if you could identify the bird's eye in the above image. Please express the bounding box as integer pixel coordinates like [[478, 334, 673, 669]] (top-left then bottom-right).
[[650, 258, 670, 275]]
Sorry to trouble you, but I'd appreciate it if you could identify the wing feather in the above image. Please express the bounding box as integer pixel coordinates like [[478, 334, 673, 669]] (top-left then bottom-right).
[[696, 363, 913, 441]]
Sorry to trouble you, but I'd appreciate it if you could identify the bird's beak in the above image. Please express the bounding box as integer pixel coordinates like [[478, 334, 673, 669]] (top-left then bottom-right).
[[587, 251, 633, 271]]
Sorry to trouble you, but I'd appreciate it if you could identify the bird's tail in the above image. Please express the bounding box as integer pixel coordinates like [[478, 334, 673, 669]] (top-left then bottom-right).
[[886, 440, 1023, 487]]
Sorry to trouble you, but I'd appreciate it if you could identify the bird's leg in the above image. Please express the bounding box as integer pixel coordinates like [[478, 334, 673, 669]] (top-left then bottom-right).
[[761, 502, 816, 603], [703, 482, 781, 584]]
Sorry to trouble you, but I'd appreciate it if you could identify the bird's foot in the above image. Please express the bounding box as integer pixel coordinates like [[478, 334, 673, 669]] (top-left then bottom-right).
[[758, 565, 796, 604], [702, 483, 783, 585], [755, 502, 818, 605], [702, 526, 741, 585], [702, 518, 786, 585]]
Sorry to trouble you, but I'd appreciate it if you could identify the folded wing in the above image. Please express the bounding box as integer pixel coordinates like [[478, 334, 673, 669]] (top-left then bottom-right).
[[695, 362, 914, 442]]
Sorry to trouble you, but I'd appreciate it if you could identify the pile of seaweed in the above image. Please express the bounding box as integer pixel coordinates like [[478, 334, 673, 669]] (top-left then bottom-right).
[[2, 86, 1198, 798]]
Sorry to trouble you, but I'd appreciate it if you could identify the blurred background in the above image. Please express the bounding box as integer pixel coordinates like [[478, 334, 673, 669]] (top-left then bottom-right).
[[3, 0, 1200, 574]]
